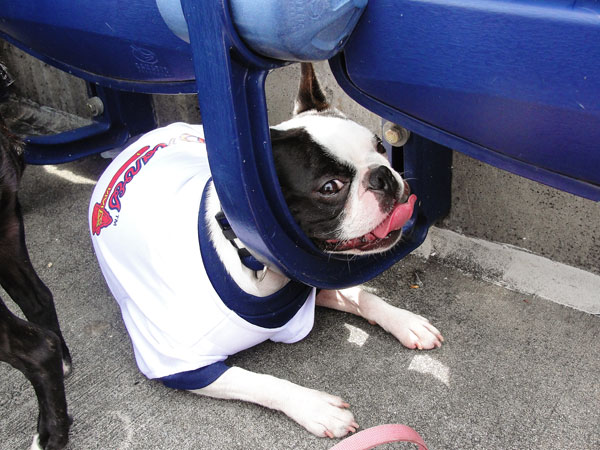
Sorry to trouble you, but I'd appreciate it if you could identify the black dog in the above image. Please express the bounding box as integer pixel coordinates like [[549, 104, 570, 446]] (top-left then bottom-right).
[[0, 106, 71, 449]]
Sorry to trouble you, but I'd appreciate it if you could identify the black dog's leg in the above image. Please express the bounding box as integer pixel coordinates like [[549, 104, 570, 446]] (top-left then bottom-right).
[[0, 300, 70, 450], [0, 194, 72, 372]]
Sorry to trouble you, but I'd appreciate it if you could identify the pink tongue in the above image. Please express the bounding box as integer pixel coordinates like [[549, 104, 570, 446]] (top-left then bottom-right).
[[372, 194, 417, 239]]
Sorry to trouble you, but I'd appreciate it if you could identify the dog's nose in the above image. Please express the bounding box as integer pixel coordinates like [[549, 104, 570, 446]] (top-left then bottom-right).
[[367, 165, 399, 196]]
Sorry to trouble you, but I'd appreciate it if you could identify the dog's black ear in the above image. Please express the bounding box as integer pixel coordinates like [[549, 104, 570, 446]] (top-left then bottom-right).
[[270, 127, 312, 169], [270, 127, 307, 148], [293, 63, 330, 115]]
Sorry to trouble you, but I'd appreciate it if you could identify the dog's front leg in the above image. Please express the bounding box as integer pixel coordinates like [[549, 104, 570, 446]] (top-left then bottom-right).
[[0, 199, 72, 373], [316, 288, 443, 350], [0, 301, 70, 450], [191, 367, 358, 438]]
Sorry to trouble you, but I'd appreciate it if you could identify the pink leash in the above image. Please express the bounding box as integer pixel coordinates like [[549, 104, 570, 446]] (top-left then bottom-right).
[[329, 424, 429, 450]]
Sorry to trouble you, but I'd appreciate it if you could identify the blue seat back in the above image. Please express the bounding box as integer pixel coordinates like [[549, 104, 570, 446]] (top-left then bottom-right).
[[330, 0, 600, 200], [0, 0, 195, 92]]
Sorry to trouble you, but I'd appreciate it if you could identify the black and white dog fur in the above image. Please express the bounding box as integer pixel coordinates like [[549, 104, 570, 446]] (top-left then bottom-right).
[[194, 64, 443, 438], [0, 110, 71, 449]]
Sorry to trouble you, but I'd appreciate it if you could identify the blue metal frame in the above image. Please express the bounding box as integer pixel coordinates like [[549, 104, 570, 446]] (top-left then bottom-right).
[[24, 84, 156, 164], [180, 0, 451, 288]]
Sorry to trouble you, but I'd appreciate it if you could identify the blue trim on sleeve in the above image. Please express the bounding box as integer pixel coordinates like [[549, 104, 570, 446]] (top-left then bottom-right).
[[160, 361, 230, 390]]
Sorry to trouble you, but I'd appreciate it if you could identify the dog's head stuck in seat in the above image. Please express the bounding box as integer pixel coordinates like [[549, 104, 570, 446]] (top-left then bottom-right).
[[270, 63, 415, 255], [90, 62, 441, 441]]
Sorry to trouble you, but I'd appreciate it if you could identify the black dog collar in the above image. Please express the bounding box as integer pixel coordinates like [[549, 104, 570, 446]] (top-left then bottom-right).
[[214, 210, 264, 272]]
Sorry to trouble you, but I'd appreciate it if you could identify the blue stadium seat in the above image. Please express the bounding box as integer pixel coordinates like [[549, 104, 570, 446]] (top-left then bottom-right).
[[0, 0, 596, 288]]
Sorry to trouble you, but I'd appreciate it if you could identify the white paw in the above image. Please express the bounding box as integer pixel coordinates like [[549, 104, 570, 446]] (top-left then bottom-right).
[[282, 385, 359, 438], [63, 359, 72, 377], [31, 434, 42, 450], [378, 306, 443, 350]]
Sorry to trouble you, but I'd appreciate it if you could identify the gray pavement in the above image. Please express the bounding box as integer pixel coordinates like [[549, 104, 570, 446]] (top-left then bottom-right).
[[1, 155, 599, 449]]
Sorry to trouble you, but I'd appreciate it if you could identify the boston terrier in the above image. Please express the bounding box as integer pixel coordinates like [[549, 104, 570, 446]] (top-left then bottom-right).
[[89, 63, 442, 439]]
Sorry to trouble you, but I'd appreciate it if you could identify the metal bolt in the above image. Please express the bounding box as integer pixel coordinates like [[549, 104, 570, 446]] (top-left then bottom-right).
[[86, 96, 104, 117], [383, 122, 411, 147], [384, 128, 401, 145]]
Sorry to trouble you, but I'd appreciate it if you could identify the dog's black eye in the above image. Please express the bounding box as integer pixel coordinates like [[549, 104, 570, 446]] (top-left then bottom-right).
[[318, 179, 343, 195], [376, 140, 387, 154]]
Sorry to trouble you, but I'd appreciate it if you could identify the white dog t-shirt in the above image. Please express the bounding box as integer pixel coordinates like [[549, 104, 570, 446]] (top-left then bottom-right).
[[89, 123, 315, 385]]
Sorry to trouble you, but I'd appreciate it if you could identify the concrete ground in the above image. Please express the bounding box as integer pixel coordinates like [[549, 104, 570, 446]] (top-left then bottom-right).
[[1, 155, 599, 450]]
